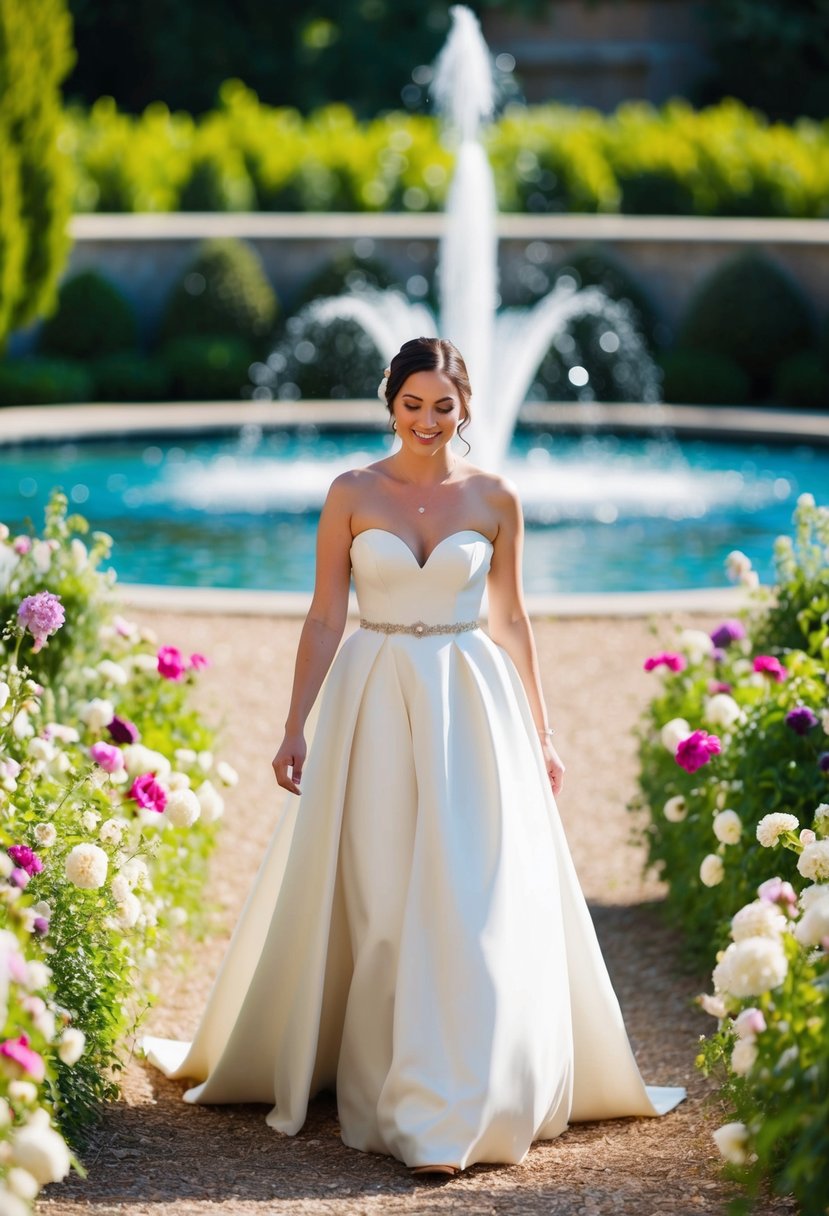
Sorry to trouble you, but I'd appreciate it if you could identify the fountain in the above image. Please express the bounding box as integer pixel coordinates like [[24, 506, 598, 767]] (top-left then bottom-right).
[[260, 4, 659, 472]]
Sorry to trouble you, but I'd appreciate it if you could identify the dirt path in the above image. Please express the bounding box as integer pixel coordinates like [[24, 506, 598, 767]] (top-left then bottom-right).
[[38, 610, 795, 1215]]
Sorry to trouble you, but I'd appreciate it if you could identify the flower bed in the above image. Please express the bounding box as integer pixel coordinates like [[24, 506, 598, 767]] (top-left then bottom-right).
[[634, 494, 829, 1213], [0, 493, 233, 1212]]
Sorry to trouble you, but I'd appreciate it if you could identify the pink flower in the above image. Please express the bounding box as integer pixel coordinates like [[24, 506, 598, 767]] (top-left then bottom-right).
[[89, 741, 124, 773], [189, 653, 210, 671], [10, 867, 30, 888], [800, 829, 817, 846], [643, 652, 687, 673], [708, 680, 733, 695], [7, 845, 43, 877], [753, 655, 787, 682], [0, 1034, 46, 1082], [757, 876, 797, 907], [734, 1008, 766, 1038], [675, 729, 722, 773], [12, 536, 32, 555], [129, 772, 167, 813], [17, 591, 65, 653], [157, 645, 186, 681]]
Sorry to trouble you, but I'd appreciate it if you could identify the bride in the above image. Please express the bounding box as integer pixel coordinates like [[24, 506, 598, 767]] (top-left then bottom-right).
[[140, 336, 684, 1178]]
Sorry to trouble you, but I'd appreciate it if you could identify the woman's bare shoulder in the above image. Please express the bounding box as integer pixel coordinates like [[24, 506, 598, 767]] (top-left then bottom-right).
[[462, 463, 520, 507], [326, 463, 388, 502]]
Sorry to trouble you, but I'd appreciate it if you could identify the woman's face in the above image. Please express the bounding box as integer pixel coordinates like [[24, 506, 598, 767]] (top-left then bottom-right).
[[391, 369, 465, 455]]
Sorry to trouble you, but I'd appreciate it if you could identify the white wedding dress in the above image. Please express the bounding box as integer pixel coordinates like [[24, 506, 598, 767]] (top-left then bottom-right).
[[140, 528, 684, 1169]]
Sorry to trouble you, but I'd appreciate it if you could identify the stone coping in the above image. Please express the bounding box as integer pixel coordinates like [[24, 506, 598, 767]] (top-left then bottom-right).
[[2, 400, 828, 446], [70, 211, 829, 246]]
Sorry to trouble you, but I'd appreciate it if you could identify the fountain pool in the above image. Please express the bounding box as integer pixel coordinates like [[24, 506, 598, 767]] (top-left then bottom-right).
[[1, 426, 826, 595]]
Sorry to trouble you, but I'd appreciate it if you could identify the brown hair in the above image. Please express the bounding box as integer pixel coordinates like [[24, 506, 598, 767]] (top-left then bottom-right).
[[383, 337, 472, 453]]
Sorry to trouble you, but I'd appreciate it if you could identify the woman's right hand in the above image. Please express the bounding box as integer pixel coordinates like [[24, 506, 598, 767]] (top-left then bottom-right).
[[272, 732, 306, 795]]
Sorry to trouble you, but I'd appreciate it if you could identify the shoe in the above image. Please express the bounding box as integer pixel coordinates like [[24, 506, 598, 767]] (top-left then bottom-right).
[[410, 1164, 461, 1178]]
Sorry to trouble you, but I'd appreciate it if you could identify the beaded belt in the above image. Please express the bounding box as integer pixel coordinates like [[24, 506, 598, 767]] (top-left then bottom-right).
[[360, 618, 479, 638]]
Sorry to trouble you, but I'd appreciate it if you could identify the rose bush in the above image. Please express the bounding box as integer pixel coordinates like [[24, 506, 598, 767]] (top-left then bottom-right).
[[0, 493, 237, 1210]]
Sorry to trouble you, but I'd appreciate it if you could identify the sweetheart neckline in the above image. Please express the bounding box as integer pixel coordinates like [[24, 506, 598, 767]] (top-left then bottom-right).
[[351, 527, 493, 571]]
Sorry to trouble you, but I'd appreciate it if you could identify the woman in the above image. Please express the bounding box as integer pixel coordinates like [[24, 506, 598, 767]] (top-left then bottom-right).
[[141, 337, 684, 1179]]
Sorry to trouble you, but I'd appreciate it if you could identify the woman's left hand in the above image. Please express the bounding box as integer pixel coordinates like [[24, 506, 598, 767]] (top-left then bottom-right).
[[540, 738, 565, 796]]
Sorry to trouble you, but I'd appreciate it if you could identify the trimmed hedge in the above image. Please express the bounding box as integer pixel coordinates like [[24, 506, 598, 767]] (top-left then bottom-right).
[[160, 237, 277, 350], [38, 270, 137, 360]]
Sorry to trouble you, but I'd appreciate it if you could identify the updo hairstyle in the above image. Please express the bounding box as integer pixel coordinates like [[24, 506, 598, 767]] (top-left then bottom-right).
[[383, 337, 472, 453]]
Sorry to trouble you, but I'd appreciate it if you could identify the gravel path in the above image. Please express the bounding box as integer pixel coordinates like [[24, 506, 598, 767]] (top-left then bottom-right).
[[39, 610, 795, 1216]]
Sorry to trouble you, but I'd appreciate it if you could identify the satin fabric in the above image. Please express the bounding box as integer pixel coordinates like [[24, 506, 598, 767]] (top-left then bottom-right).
[[140, 528, 684, 1168]]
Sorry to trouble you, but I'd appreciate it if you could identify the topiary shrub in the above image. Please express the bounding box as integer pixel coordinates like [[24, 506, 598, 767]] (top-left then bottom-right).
[[160, 237, 277, 351], [678, 252, 817, 397], [0, 356, 93, 404], [163, 335, 253, 399], [38, 269, 137, 359], [659, 349, 750, 405], [89, 352, 171, 402], [261, 315, 383, 400], [771, 351, 829, 410]]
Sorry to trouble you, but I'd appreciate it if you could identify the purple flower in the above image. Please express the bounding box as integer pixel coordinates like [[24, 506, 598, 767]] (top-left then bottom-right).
[[643, 652, 687, 673], [785, 706, 818, 736], [129, 772, 167, 813], [7, 845, 43, 877], [818, 752, 829, 773], [107, 715, 139, 744], [33, 917, 49, 936], [710, 619, 746, 649], [157, 645, 186, 681], [675, 729, 722, 774], [17, 591, 65, 653], [753, 655, 787, 682], [10, 867, 30, 888], [89, 741, 124, 773]]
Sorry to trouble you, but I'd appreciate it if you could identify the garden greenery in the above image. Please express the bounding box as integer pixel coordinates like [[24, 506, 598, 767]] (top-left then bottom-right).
[[634, 494, 829, 1214], [0, 492, 234, 1211]]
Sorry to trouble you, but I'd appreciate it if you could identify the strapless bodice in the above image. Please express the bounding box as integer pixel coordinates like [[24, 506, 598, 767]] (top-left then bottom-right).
[[349, 529, 492, 626]]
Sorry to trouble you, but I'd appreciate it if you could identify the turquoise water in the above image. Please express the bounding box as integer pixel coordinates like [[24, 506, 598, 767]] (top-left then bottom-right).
[[1, 427, 827, 594]]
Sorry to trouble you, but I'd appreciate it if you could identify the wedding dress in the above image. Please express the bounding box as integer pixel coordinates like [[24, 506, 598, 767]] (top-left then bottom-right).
[[140, 528, 685, 1169]]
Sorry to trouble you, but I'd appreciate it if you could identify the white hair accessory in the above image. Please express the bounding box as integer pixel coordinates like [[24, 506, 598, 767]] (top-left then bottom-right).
[[376, 366, 391, 401]]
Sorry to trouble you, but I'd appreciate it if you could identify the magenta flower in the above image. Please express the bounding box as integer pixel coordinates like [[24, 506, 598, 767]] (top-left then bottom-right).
[[157, 645, 186, 681], [0, 1034, 46, 1082], [643, 652, 687, 673], [129, 772, 167, 813], [753, 655, 787, 682], [7, 845, 43, 877], [189, 652, 210, 671], [107, 715, 139, 744], [89, 741, 124, 773], [675, 729, 722, 773], [710, 619, 746, 649], [17, 591, 65, 653], [785, 706, 818, 736]]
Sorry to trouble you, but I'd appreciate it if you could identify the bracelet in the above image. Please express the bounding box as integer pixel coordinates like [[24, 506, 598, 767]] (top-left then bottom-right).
[[536, 727, 555, 738]]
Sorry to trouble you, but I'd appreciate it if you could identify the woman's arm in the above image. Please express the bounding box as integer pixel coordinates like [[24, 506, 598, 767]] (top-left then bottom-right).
[[272, 474, 355, 794], [486, 479, 565, 795]]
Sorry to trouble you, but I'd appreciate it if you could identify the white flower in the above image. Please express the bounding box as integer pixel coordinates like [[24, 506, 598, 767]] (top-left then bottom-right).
[[713, 810, 743, 846], [116, 894, 141, 929], [12, 711, 33, 740], [215, 760, 239, 786], [69, 537, 88, 571], [713, 1121, 751, 1165], [756, 813, 799, 847], [121, 745, 171, 778], [31, 539, 52, 573], [730, 900, 786, 942], [28, 737, 56, 764], [170, 906, 188, 927], [78, 698, 115, 732], [10, 1111, 71, 1186], [0, 1183, 32, 1214], [794, 899, 829, 948], [110, 874, 132, 903], [168, 771, 191, 791], [45, 723, 79, 744], [120, 856, 149, 890], [195, 779, 224, 824], [33, 823, 56, 847], [699, 992, 727, 1018], [678, 629, 714, 663], [799, 883, 829, 912], [660, 718, 691, 753], [57, 1028, 85, 1066], [725, 550, 752, 581], [23, 962, 52, 993], [80, 810, 101, 833], [704, 694, 743, 730], [730, 1038, 757, 1076], [820, 710, 829, 737], [130, 652, 159, 672], [97, 660, 128, 686], [65, 842, 108, 889], [713, 937, 788, 998], [174, 747, 197, 766], [0, 682, 10, 711], [165, 789, 201, 828], [196, 750, 213, 773], [740, 569, 760, 589], [32, 901, 51, 920], [797, 840, 829, 882], [797, 492, 815, 508], [7, 1081, 37, 1105], [663, 794, 687, 823], [99, 818, 126, 845], [700, 854, 724, 887], [6, 1165, 38, 1201], [814, 803, 829, 835]]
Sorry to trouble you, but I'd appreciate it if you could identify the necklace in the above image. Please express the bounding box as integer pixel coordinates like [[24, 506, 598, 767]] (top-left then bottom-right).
[[394, 462, 457, 513]]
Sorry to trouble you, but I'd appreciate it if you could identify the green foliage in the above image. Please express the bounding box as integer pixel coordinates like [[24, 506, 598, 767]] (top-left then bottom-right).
[[678, 253, 817, 397], [659, 350, 751, 406], [160, 237, 277, 350], [0, 357, 93, 406], [38, 270, 137, 360], [0, 0, 75, 347], [163, 335, 254, 400], [771, 351, 829, 410], [264, 316, 383, 401], [293, 248, 399, 312], [89, 352, 171, 402]]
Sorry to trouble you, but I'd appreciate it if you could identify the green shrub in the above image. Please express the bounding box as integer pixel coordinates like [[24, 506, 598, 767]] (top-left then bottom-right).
[[38, 269, 137, 360], [163, 334, 253, 399], [264, 315, 382, 400], [660, 349, 751, 405], [772, 351, 829, 410], [160, 237, 277, 350], [294, 248, 399, 312], [0, 356, 93, 405], [678, 252, 817, 396], [89, 352, 171, 402], [178, 113, 256, 212]]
